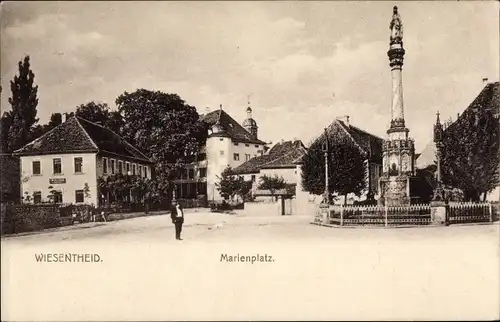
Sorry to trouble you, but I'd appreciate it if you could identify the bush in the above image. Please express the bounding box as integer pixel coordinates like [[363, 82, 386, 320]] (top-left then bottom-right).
[[1, 204, 61, 234]]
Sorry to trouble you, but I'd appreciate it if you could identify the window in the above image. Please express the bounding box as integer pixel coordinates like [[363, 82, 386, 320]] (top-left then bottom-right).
[[188, 169, 195, 179], [103, 158, 108, 174], [234, 142, 239, 146], [74, 157, 83, 173], [255, 145, 259, 148], [220, 150, 224, 156], [199, 168, 207, 178], [33, 191, 42, 204], [233, 153, 240, 161], [110, 159, 116, 174], [138, 165, 142, 177], [251, 175, 256, 182], [220, 138, 224, 141], [245, 144, 249, 147], [245, 154, 251, 161], [132, 164, 137, 175], [53, 158, 62, 174], [144, 166, 148, 178], [118, 161, 123, 174], [198, 153, 206, 161], [126, 162, 130, 174], [75, 190, 84, 203], [32, 161, 41, 175]]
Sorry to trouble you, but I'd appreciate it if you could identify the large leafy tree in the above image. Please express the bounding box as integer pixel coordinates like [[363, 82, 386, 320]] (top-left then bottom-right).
[[116, 89, 207, 163], [115, 89, 207, 193], [301, 136, 366, 204], [4, 56, 39, 152], [75, 101, 124, 134], [441, 107, 499, 201]]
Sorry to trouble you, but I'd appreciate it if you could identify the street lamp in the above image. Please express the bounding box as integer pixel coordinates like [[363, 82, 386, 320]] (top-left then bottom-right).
[[322, 127, 330, 204], [432, 111, 444, 201], [366, 140, 374, 202]]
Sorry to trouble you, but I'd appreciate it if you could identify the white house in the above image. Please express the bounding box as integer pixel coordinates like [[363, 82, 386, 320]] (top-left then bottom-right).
[[13, 116, 153, 206], [172, 105, 269, 204]]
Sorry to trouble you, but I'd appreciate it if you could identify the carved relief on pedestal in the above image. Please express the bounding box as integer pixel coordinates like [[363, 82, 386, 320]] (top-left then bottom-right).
[[401, 153, 410, 172]]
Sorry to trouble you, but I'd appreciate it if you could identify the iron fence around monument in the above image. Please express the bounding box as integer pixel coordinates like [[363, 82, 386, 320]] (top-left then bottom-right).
[[320, 202, 498, 227], [447, 202, 492, 224], [328, 204, 432, 227]]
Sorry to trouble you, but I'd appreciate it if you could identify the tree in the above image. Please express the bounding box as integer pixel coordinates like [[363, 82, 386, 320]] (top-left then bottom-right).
[[216, 166, 249, 201], [0, 114, 12, 153], [75, 101, 124, 134], [240, 181, 253, 201], [6, 56, 39, 152], [258, 174, 287, 201], [441, 108, 499, 201], [28, 113, 63, 142], [115, 89, 207, 195], [301, 137, 366, 204], [83, 183, 91, 200]]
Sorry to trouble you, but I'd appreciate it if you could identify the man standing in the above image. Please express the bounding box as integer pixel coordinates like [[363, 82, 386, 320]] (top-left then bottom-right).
[[170, 200, 184, 240]]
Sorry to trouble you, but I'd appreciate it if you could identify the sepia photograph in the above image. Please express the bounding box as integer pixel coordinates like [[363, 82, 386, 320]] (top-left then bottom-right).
[[1, 1, 499, 321]]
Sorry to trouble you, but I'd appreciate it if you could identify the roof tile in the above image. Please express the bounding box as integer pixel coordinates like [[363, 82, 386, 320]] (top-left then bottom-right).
[[14, 117, 152, 163]]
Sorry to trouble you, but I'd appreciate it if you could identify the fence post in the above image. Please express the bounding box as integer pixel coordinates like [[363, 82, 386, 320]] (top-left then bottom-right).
[[489, 203, 493, 223], [340, 205, 344, 226], [384, 205, 388, 227]]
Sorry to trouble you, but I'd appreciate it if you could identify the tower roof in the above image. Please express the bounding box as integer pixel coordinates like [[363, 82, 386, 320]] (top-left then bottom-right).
[[242, 117, 257, 128], [201, 109, 265, 144]]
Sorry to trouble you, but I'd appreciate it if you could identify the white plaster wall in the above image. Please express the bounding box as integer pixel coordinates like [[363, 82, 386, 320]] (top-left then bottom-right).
[[206, 137, 230, 201], [227, 141, 264, 168], [20, 153, 98, 205], [206, 137, 264, 201]]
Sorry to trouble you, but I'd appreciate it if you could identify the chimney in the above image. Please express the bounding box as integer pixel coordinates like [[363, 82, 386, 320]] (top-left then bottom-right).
[[336, 115, 350, 127], [482, 77, 489, 84], [205, 106, 210, 114], [62, 113, 67, 123]]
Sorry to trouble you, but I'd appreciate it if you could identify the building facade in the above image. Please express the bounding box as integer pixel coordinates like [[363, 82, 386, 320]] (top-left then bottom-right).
[[13, 116, 153, 206], [172, 105, 269, 203], [233, 139, 307, 194]]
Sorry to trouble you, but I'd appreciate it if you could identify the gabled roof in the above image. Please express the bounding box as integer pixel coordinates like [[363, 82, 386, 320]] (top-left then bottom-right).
[[317, 119, 384, 162], [201, 109, 266, 145], [233, 140, 307, 174], [13, 116, 153, 163], [467, 81, 499, 116]]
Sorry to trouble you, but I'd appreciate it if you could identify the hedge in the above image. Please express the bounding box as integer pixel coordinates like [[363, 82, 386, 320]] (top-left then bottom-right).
[[1, 203, 61, 234]]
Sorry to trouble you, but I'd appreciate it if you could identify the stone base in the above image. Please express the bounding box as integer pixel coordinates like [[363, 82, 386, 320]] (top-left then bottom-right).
[[430, 200, 447, 225], [379, 175, 412, 207]]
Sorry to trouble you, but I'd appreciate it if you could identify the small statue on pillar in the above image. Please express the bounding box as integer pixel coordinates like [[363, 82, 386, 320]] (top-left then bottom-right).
[[390, 6, 403, 44]]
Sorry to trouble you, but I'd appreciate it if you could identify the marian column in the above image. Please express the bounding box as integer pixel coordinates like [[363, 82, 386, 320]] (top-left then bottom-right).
[[380, 6, 416, 206]]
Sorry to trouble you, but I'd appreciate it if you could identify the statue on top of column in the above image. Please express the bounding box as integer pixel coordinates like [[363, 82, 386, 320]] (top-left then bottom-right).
[[389, 6, 403, 44]]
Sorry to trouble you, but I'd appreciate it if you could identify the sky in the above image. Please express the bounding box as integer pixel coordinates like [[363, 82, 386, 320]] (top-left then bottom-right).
[[1, 1, 498, 152]]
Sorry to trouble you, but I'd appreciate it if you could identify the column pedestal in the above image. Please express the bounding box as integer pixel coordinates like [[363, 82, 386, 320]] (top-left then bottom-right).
[[430, 200, 447, 226]]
